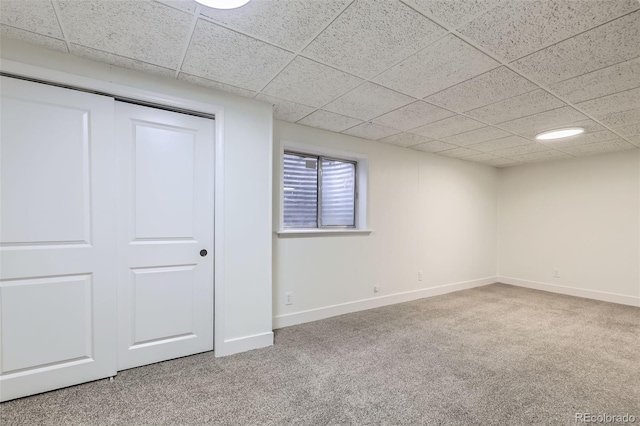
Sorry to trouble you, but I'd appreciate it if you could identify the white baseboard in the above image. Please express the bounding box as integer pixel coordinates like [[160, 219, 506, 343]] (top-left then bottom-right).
[[498, 276, 640, 307], [273, 277, 497, 329], [215, 332, 274, 357]]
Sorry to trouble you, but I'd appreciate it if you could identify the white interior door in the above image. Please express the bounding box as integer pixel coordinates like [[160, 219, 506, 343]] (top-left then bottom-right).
[[115, 102, 214, 370], [0, 77, 117, 401]]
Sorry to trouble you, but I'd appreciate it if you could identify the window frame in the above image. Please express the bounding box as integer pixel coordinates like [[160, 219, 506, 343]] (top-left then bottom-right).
[[283, 150, 358, 229], [277, 140, 371, 237]]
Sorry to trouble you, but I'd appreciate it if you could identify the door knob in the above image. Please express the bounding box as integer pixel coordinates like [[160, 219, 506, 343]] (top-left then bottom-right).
[[200, 249, 208, 257]]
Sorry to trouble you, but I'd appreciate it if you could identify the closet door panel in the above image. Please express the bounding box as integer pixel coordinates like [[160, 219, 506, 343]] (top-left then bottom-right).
[[116, 102, 214, 371], [0, 77, 117, 402]]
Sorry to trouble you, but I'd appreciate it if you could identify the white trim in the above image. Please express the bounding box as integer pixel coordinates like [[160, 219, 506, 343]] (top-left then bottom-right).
[[273, 277, 496, 329], [277, 139, 369, 232], [213, 111, 226, 358], [276, 229, 373, 237], [498, 276, 640, 307], [0, 59, 228, 357], [215, 332, 274, 357]]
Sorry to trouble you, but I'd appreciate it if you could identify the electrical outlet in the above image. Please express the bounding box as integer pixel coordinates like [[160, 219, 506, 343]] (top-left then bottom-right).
[[374, 285, 381, 293], [553, 268, 560, 278], [285, 292, 293, 305], [418, 271, 423, 281]]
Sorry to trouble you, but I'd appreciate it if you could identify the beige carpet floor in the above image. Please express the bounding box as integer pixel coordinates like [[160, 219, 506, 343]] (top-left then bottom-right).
[[1, 283, 639, 425]]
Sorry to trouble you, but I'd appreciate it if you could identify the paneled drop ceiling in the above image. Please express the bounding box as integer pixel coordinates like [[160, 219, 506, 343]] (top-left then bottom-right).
[[1, 0, 639, 167]]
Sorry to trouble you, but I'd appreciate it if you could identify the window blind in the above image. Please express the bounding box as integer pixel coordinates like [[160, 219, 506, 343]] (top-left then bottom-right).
[[321, 158, 355, 227], [283, 153, 318, 228]]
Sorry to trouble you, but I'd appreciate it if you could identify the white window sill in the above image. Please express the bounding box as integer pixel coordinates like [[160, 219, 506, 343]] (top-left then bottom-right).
[[276, 229, 373, 238]]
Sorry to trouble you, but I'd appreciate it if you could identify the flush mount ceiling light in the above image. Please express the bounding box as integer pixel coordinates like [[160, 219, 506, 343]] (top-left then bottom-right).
[[194, 0, 251, 9], [535, 127, 585, 140]]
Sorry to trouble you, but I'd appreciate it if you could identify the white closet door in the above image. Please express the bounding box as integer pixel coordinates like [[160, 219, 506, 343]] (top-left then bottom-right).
[[0, 77, 117, 402], [115, 102, 214, 370]]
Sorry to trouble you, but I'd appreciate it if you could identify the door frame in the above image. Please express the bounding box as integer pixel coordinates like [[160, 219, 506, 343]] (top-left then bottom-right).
[[0, 60, 226, 357]]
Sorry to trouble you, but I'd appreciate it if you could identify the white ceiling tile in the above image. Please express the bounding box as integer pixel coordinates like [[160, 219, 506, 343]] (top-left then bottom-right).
[[509, 150, 572, 163], [261, 56, 363, 108], [0, 0, 63, 38], [200, 0, 350, 51], [410, 140, 459, 153], [498, 106, 589, 137], [465, 135, 531, 153], [561, 139, 636, 156], [323, 82, 414, 121], [437, 147, 482, 158], [424, 66, 537, 113], [182, 19, 294, 91], [409, 114, 485, 139], [484, 157, 521, 167], [155, 0, 197, 13], [543, 130, 620, 149], [491, 143, 551, 157], [302, 0, 447, 79], [511, 11, 640, 85], [401, 0, 502, 30], [178, 73, 256, 98], [379, 132, 433, 148], [371, 101, 454, 131], [0, 24, 67, 53], [463, 152, 501, 163], [342, 122, 401, 140], [548, 58, 640, 104], [59, 0, 192, 69], [70, 44, 176, 77], [10, 0, 634, 169], [575, 87, 640, 119], [297, 110, 363, 133], [616, 123, 640, 137], [459, 0, 639, 61], [374, 34, 499, 98], [466, 89, 565, 124], [441, 126, 510, 146], [599, 108, 640, 129], [255, 94, 316, 122]]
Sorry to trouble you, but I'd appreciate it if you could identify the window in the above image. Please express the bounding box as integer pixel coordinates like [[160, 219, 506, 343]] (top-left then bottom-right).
[[283, 151, 356, 228], [278, 141, 370, 236]]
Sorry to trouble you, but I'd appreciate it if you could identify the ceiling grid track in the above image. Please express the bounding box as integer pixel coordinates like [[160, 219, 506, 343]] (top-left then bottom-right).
[[50, 0, 72, 53], [250, 0, 356, 96], [289, 0, 511, 127], [290, 31, 453, 126], [401, 2, 640, 155], [3, 0, 637, 167], [174, 5, 203, 79]]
